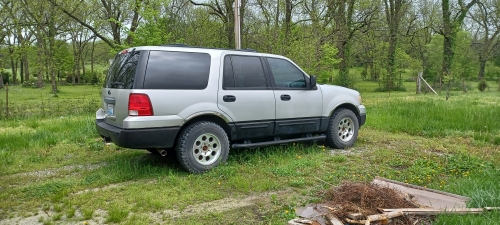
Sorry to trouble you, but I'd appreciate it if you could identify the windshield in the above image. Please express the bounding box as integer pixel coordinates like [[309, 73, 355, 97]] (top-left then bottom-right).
[[104, 50, 141, 89]]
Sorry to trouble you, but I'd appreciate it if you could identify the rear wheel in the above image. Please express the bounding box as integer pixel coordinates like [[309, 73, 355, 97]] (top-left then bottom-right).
[[176, 121, 229, 173], [326, 109, 359, 149]]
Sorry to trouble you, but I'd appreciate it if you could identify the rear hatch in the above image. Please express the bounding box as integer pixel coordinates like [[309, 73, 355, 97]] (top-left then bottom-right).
[[102, 49, 143, 128]]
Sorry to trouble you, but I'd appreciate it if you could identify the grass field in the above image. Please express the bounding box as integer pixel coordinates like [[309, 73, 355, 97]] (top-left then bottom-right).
[[0, 82, 499, 224]]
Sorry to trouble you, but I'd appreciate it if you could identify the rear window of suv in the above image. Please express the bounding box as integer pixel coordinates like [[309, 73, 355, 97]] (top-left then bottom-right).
[[143, 51, 211, 90], [104, 50, 141, 89]]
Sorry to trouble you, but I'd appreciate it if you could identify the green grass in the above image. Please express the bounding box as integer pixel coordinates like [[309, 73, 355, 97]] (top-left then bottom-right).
[[0, 82, 499, 224], [0, 84, 101, 119], [363, 92, 500, 142]]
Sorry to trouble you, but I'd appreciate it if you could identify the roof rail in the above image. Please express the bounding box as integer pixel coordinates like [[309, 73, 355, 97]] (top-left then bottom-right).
[[160, 44, 258, 53], [161, 43, 189, 47]]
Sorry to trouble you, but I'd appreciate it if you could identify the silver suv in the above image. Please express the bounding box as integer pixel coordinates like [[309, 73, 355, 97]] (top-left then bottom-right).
[[96, 45, 366, 173]]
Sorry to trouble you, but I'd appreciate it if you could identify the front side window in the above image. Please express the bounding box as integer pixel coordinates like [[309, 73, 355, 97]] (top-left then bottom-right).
[[267, 57, 307, 88], [223, 55, 267, 89], [144, 51, 211, 89]]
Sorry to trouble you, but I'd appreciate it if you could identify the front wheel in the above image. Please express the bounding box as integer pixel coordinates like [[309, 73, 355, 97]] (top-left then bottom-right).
[[326, 109, 359, 149], [176, 121, 230, 173]]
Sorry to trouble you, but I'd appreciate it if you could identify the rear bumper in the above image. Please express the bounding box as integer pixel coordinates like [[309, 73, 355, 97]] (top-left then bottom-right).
[[96, 119, 179, 149]]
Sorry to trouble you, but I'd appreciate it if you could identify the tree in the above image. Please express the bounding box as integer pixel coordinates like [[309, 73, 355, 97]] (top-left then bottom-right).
[[328, 0, 377, 87], [190, 0, 247, 48], [440, 0, 478, 98], [383, 0, 410, 91], [49, 0, 143, 49], [468, 0, 500, 80]]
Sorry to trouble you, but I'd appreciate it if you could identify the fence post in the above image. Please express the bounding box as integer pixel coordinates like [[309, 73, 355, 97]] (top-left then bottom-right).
[[6, 82, 8, 118], [416, 72, 422, 94]]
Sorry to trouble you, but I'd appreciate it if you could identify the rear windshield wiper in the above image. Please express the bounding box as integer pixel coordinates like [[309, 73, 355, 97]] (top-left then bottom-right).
[[108, 82, 124, 88]]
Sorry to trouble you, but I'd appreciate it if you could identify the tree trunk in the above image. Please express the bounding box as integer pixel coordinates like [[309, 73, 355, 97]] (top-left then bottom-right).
[[72, 39, 79, 85], [48, 10, 58, 94], [36, 33, 45, 88], [81, 55, 86, 81], [285, 0, 292, 41], [333, 0, 354, 88], [441, 0, 478, 96], [8, 48, 18, 84], [91, 36, 96, 74], [21, 52, 29, 82], [20, 60, 24, 84], [478, 56, 486, 80], [384, 0, 405, 90], [0, 75, 3, 88]]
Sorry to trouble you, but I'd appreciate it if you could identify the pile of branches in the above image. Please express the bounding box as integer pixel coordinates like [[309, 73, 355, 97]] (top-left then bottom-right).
[[321, 182, 431, 225]]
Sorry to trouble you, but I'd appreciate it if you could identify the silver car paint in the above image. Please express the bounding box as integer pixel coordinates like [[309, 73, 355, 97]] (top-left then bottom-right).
[[216, 51, 276, 122], [319, 84, 364, 117], [98, 46, 365, 130]]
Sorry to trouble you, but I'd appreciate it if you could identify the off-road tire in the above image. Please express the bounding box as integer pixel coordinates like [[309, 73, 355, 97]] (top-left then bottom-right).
[[176, 121, 229, 173], [326, 109, 359, 149]]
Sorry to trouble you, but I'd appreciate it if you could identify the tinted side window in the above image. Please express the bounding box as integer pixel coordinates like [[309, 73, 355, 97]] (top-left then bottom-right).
[[105, 51, 141, 89], [229, 55, 267, 88], [223, 55, 235, 88], [144, 51, 211, 89], [267, 57, 306, 88]]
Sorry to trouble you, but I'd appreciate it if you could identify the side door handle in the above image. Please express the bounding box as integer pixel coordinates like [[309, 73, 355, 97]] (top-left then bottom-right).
[[223, 95, 236, 102], [280, 94, 291, 101]]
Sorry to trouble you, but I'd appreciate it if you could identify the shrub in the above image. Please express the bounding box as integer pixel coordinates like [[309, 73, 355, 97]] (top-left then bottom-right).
[[360, 68, 368, 80], [478, 80, 488, 92], [1, 70, 10, 84]]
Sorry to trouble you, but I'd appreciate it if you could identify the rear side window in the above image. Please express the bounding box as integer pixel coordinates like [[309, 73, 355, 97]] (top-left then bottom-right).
[[144, 51, 211, 89], [104, 51, 141, 89], [223, 55, 267, 88]]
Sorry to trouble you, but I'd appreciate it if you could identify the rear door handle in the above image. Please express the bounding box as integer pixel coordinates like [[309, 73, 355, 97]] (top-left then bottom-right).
[[223, 95, 236, 102], [280, 94, 291, 101]]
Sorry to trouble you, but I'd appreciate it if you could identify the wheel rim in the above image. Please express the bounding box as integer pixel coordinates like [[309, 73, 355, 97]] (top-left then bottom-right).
[[337, 117, 354, 142], [192, 133, 222, 165]]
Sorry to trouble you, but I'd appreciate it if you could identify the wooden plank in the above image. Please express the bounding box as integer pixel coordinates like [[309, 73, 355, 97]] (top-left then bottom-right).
[[382, 208, 484, 215], [372, 177, 469, 209], [419, 75, 438, 95]]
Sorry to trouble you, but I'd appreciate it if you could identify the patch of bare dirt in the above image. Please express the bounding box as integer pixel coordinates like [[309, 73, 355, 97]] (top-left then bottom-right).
[[150, 190, 292, 222]]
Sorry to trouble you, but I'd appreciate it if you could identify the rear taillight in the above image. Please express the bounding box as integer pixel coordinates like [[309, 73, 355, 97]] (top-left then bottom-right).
[[128, 93, 153, 116]]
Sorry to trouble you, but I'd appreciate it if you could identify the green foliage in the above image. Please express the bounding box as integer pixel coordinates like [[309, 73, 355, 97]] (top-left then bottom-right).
[[53, 40, 74, 78], [425, 32, 479, 84], [478, 80, 488, 92], [485, 63, 500, 81], [1, 69, 11, 84], [131, 17, 172, 46]]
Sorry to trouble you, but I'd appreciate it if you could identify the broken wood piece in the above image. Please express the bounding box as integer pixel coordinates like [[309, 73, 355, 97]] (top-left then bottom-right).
[[288, 218, 313, 225], [381, 208, 488, 215], [345, 218, 367, 224], [324, 214, 343, 225], [484, 207, 500, 211], [322, 205, 339, 212], [366, 210, 404, 221], [347, 212, 364, 220]]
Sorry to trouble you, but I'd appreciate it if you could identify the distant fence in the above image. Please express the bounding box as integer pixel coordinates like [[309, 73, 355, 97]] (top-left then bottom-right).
[[0, 83, 101, 120]]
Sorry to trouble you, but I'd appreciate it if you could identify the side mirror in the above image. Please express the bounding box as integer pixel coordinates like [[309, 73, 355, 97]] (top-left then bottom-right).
[[309, 76, 317, 89]]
